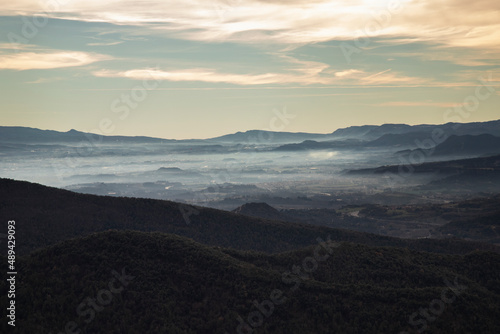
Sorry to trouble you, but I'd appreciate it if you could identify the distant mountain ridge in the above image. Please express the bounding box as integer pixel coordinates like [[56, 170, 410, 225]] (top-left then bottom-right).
[[2, 119, 499, 144], [208, 129, 335, 143], [0, 126, 175, 144], [331, 120, 500, 140], [273, 121, 500, 152], [331, 124, 413, 139]]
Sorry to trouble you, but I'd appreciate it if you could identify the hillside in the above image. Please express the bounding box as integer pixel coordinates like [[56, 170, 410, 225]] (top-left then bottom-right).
[[273, 139, 364, 151], [0, 126, 173, 144], [346, 154, 500, 194], [431, 134, 500, 156], [274, 123, 500, 152], [208, 130, 333, 143], [331, 120, 500, 140], [1, 230, 499, 333], [1, 178, 498, 256], [437, 211, 500, 243], [347, 154, 500, 175], [365, 132, 431, 147], [231, 196, 500, 243], [233, 202, 286, 221]]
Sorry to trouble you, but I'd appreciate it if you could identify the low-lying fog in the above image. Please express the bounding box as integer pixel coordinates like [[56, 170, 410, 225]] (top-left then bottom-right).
[[0, 140, 460, 210]]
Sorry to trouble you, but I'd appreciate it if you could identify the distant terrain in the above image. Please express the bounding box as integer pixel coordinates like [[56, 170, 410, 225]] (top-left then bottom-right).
[[232, 194, 500, 244]]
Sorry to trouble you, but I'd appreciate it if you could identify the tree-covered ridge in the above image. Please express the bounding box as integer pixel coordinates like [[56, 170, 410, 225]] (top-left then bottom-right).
[[1, 230, 499, 333]]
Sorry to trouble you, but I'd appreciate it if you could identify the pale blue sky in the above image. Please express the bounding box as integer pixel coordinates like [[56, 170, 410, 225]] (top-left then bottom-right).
[[0, 0, 499, 139]]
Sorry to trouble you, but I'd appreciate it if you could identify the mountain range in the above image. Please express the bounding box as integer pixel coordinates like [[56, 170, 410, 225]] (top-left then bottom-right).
[[2, 119, 500, 145], [274, 133, 500, 155], [329, 120, 500, 140]]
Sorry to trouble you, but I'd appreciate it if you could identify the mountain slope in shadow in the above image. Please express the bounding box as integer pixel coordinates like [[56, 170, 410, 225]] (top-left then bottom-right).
[[1, 230, 499, 333]]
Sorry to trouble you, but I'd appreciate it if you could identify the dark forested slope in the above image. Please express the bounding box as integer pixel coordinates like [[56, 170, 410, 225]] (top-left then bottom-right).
[[1, 230, 499, 334]]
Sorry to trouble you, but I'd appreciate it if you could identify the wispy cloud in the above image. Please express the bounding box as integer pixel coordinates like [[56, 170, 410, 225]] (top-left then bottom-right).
[[25, 77, 66, 84], [330, 68, 430, 86], [335, 69, 363, 78], [1, 0, 499, 52], [92, 66, 428, 86], [87, 41, 124, 46], [92, 68, 326, 85], [374, 101, 460, 108], [360, 69, 427, 85], [0, 49, 111, 70]]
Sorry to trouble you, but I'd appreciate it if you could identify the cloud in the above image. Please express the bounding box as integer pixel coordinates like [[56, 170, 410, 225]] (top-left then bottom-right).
[[0, 43, 34, 51], [328, 68, 430, 86], [0, 0, 498, 52], [0, 50, 111, 70], [25, 77, 66, 84], [360, 69, 427, 85], [92, 65, 428, 86], [335, 69, 363, 77], [92, 68, 326, 85], [375, 101, 460, 108], [375, 47, 500, 67], [87, 41, 124, 46]]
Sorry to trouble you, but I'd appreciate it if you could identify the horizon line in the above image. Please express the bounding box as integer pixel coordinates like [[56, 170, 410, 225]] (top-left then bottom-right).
[[2, 118, 500, 141]]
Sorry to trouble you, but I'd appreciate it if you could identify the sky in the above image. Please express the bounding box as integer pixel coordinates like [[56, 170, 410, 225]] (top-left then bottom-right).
[[0, 0, 499, 139]]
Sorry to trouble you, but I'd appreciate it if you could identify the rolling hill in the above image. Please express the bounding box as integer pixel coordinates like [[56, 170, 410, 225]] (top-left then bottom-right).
[[232, 202, 286, 221], [430, 134, 500, 156], [1, 230, 499, 333], [347, 154, 500, 175]]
